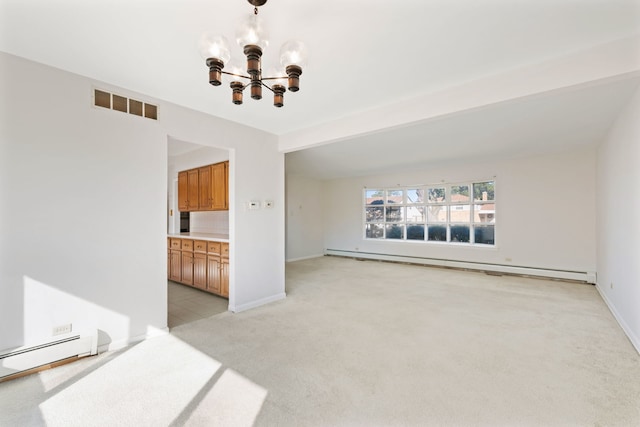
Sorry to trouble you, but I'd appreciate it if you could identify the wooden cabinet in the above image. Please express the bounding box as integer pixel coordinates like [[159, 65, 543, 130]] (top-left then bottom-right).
[[167, 237, 230, 299], [169, 249, 181, 282], [220, 248, 229, 298], [210, 162, 228, 210], [193, 252, 207, 290], [187, 169, 199, 211], [181, 251, 193, 286], [177, 161, 228, 212], [198, 165, 212, 210], [178, 171, 188, 211], [207, 255, 221, 294], [168, 238, 182, 281]]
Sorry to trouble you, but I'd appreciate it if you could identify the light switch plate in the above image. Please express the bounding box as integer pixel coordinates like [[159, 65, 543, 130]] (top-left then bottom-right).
[[248, 200, 261, 210], [265, 200, 274, 208]]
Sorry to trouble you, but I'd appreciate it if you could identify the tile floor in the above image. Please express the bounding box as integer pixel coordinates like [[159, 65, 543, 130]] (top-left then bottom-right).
[[167, 281, 229, 328]]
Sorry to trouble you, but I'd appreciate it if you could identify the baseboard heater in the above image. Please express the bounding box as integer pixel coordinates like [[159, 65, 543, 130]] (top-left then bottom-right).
[[324, 249, 596, 283], [0, 331, 98, 380]]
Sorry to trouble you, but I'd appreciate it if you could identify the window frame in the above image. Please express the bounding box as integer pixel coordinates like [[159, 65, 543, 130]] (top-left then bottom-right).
[[363, 180, 496, 246]]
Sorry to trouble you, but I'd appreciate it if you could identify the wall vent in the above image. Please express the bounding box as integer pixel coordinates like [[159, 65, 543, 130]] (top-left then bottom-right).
[[94, 89, 158, 120]]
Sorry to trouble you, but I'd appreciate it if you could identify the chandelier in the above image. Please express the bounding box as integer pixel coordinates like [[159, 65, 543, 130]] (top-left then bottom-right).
[[198, 0, 308, 108]]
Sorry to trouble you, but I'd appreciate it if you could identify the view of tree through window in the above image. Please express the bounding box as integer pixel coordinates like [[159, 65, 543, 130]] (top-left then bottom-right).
[[364, 181, 495, 245]]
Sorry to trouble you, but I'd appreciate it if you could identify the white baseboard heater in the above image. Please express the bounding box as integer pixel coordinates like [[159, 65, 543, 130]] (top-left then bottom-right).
[[324, 249, 596, 283], [0, 331, 98, 380]]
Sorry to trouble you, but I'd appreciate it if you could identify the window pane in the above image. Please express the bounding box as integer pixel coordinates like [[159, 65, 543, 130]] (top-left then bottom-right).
[[366, 206, 384, 222], [450, 205, 470, 223], [386, 190, 403, 204], [473, 181, 495, 202], [365, 189, 384, 205], [406, 225, 425, 240], [474, 203, 495, 223], [450, 225, 470, 242], [385, 206, 404, 222], [366, 223, 384, 239], [406, 188, 425, 204], [451, 185, 469, 203], [428, 225, 447, 241], [428, 187, 445, 203], [385, 224, 404, 239], [474, 225, 495, 245], [427, 205, 447, 223], [406, 206, 425, 223]]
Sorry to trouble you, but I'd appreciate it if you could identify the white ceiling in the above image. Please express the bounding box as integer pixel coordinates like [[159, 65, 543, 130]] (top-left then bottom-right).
[[1, 0, 639, 179]]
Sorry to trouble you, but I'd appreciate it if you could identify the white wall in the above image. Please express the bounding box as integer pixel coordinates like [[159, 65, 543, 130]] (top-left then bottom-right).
[[322, 147, 597, 274], [0, 52, 286, 352], [160, 101, 285, 314], [596, 85, 640, 352], [0, 53, 167, 351], [285, 174, 324, 261]]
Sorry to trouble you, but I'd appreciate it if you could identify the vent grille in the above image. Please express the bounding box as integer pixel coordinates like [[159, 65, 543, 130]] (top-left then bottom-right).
[[94, 89, 157, 120]]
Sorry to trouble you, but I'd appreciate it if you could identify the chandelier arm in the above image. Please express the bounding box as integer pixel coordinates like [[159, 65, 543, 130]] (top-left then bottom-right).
[[221, 70, 251, 80], [261, 76, 288, 81], [260, 81, 276, 94]]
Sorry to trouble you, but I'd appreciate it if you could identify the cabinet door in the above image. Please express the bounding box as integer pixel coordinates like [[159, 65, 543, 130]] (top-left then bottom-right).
[[207, 255, 221, 294], [220, 258, 229, 298], [181, 251, 193, 286], [169, 250, 181, 282], [198, 166, 212, 210], [178, 171, 189, 211], [211, 162, 228, 210], [193, 253, 207, 290], [187, 169, 199, 211]]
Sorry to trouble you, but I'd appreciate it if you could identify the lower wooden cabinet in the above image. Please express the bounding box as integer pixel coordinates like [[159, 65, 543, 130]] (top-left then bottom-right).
[[168, 237, 229, 298], [220, 258, 229, 297], [169, 249, 181, 282], [193, 252, 207, 290]]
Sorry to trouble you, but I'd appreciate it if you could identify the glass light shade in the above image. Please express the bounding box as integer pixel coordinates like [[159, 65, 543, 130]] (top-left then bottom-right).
[[279, 40, 308, 68], [236, 14, 269, 50], [198, 33, 231, 64]]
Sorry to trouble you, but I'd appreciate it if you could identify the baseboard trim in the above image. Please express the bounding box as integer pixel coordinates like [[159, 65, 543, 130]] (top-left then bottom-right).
[[595, 284, 640, 355], [97, 327, 169, 354], [230, 292, 287, 313], [324, 249, 596, 283], [286, 254, 324, 262]]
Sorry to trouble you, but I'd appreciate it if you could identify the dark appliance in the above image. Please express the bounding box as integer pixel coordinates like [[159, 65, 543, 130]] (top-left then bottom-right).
[[180, 212, 190, 233]]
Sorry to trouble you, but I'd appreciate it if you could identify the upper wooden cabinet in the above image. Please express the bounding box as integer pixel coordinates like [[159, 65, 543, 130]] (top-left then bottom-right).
[[178, 161, 228, 212], [209, 162, 228, 210]]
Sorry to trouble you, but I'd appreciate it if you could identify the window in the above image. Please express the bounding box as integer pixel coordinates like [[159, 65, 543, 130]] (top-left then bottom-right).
[[364, 181, 495, 245]]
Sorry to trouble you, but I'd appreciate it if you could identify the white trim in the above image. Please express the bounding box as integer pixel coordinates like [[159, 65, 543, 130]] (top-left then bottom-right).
[[286, 254, 324, 262], [97, 327, 169, 354], [230, 293, 286, 313], [595, 284, 640, 355], [324, 249, 596, 283]]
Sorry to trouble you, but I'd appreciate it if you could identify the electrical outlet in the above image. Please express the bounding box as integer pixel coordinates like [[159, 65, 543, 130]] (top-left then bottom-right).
[[53, 323, 72, 336]]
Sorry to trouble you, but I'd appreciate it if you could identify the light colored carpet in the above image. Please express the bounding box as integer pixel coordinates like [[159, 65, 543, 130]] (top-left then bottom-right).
[[1, 256, 639, 426]]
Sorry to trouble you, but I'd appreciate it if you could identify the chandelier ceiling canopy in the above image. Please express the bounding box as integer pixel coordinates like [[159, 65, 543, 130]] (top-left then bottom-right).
[[198, 0, 308, 108]]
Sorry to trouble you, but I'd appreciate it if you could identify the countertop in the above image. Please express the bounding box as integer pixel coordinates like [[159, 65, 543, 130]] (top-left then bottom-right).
[[167, 232, 229, 243]]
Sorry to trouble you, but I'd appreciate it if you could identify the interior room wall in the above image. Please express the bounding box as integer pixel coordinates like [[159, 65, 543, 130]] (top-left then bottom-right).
[[160, 100, 285, 314], [321, 147, 597, 275], [285, 174, 325, 261], [0, 53, 167, 351], [0, 52, 286, 352], [596, 85, 640, 352]]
